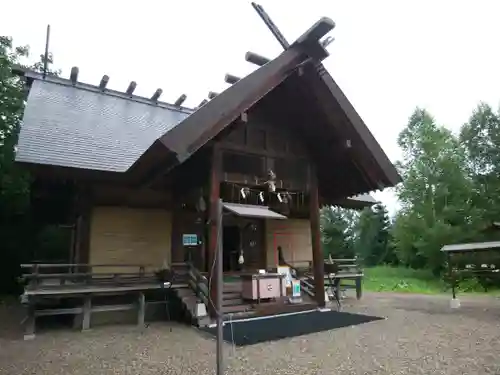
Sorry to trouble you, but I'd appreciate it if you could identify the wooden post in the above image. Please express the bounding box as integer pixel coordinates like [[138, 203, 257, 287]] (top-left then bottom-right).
[[309, 169, 325, 307], [355, 277, 362, 300], [24, 303, 36, 340], [82, 295, 91, 331], [207, 144, 222, 316], [137, 292, 145, 326], [448, 252, 456, 299]]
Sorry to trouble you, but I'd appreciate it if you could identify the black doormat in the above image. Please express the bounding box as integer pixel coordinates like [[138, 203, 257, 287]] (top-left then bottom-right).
[[200, 310, 384, 346]]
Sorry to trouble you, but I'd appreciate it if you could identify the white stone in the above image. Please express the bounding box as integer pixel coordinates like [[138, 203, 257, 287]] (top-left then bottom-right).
[[194, 303, 207, 317], [450, 298, 461, 309]]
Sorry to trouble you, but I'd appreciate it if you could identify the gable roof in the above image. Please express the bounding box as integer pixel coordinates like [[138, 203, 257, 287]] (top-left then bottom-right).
[[128, 19, 401, 198], [15, 17, 400, 202], [16, 72, 191, 172]]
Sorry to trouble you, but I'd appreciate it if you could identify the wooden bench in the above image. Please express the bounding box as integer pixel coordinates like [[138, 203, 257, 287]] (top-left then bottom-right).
[[19, 263, 183, 340], [324, 258, 364, 300]]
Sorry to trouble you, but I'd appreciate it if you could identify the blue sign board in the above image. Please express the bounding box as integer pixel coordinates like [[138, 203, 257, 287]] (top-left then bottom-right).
[[182, 234, 198, 246]]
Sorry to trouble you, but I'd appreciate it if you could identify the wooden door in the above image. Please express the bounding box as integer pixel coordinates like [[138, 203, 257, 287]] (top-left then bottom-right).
[[241, 219, 266, 271]]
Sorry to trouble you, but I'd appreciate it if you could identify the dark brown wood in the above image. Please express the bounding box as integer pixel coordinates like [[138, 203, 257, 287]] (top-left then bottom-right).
[[151, 88, 163, 101], [174, 94, 187, 106], [70, 66, 79, 84], [126, 81, 137, 96], [207, 144, 222, 316], [137, 292, 145, 326], [245, 52, 271, 66], [170, 201, 184, 264], [301, 63, 401, 189], [82, 295, 91, 330], [158, 44, 312, 162], [309, 167, 325, 307], [99, 75, 109, 90], [24, 304, 36, 340], [91, 184, 172, 209], [224, 74, 241, 84], [78, 187, 92, 265]]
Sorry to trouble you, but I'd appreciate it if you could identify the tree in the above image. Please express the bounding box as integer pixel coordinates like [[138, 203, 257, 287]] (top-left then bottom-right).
[[391, 108, 480, 274], [459, 103, 500, 226], [0, 36, 60, 294], [354, 203, 393, 266], [320, 206, 358, 258]]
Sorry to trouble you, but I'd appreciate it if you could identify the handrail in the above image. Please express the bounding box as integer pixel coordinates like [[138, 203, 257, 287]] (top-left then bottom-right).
[[21, 263, 155, 269], [187, 263, 210, 308]]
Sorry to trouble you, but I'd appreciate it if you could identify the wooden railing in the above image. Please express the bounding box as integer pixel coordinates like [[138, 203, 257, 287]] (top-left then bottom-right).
[[20, 263, 160, 290], [283, 257, 364, 300], [186, 263, 210, 311]]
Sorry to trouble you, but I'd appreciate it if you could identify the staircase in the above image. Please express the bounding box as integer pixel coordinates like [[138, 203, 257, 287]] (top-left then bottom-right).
[[170, 263, 211, 327], [221, 281, 252, 315], [170, 264, 318, 326]]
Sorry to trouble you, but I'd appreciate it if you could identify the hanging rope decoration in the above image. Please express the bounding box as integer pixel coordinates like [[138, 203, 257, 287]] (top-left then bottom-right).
[[228, 169, 300, 205]]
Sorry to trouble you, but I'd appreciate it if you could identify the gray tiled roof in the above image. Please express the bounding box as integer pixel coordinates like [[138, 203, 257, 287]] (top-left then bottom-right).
[[15, 78, 191, 172]]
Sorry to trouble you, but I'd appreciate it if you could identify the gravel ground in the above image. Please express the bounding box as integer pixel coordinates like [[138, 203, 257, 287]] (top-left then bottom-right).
[[1, 293, 500, 375]]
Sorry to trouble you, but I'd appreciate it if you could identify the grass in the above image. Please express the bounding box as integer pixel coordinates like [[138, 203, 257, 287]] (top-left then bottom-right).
[[362, 266, 500, 295], [363, 266, 446, 294]]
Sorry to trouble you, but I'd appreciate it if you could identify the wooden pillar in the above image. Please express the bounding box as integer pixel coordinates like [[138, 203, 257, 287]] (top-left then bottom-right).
[[208, 144, 222, 316], [82, 295, 92, 331], [170, 199, 184, 264], [309, 170, 325, 307], [24, 303, 36, 340], [137, 292, 146, 326]]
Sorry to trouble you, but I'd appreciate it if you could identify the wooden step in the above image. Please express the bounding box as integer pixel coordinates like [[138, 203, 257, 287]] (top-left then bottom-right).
[[223, 284, 242, 292], [171, 262, 189, 268], [222, 292, 241, 300], [222, 298, 246, 306], [222, 304, 253, 313], [175, 288, 195, 297]]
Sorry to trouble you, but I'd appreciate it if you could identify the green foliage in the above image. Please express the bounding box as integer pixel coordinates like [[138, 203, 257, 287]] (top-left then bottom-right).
[[391, 108, 482, 275], [460, 103, 500, 225], [354, 203, 394, 266], [320, 206, 358, 258], [0, 36, 60, 294]]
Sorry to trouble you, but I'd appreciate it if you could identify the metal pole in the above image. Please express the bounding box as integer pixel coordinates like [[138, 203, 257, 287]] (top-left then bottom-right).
[[43, 25, 50, 79], [216, 198, 224, 375]]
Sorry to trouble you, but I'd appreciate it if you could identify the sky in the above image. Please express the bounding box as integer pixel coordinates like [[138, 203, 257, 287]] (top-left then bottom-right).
[[2, 0, 500, 214]]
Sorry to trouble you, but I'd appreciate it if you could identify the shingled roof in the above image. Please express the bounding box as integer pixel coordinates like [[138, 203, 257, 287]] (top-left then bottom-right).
[[15, 72, 192, 172]]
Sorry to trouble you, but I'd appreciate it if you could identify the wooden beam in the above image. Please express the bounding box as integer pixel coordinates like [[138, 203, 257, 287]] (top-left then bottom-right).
[[151, 88, 163, 101], [169, 46, 312, 158], [126, 81, 137, 96], [207, 144, 222, 318], [309, 167, 325, 307], [224, 74, 241, 84], [174, 94, 187, 106], [245, 52, 271, 67], [99, 75, 109, 90], [70, 66, 79, 84]]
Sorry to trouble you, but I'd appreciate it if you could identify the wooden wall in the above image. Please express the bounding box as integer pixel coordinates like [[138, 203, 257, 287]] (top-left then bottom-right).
[[265, 219, 312, 268], [218, 106, 311, 191], [88, 206, 172, 273]]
